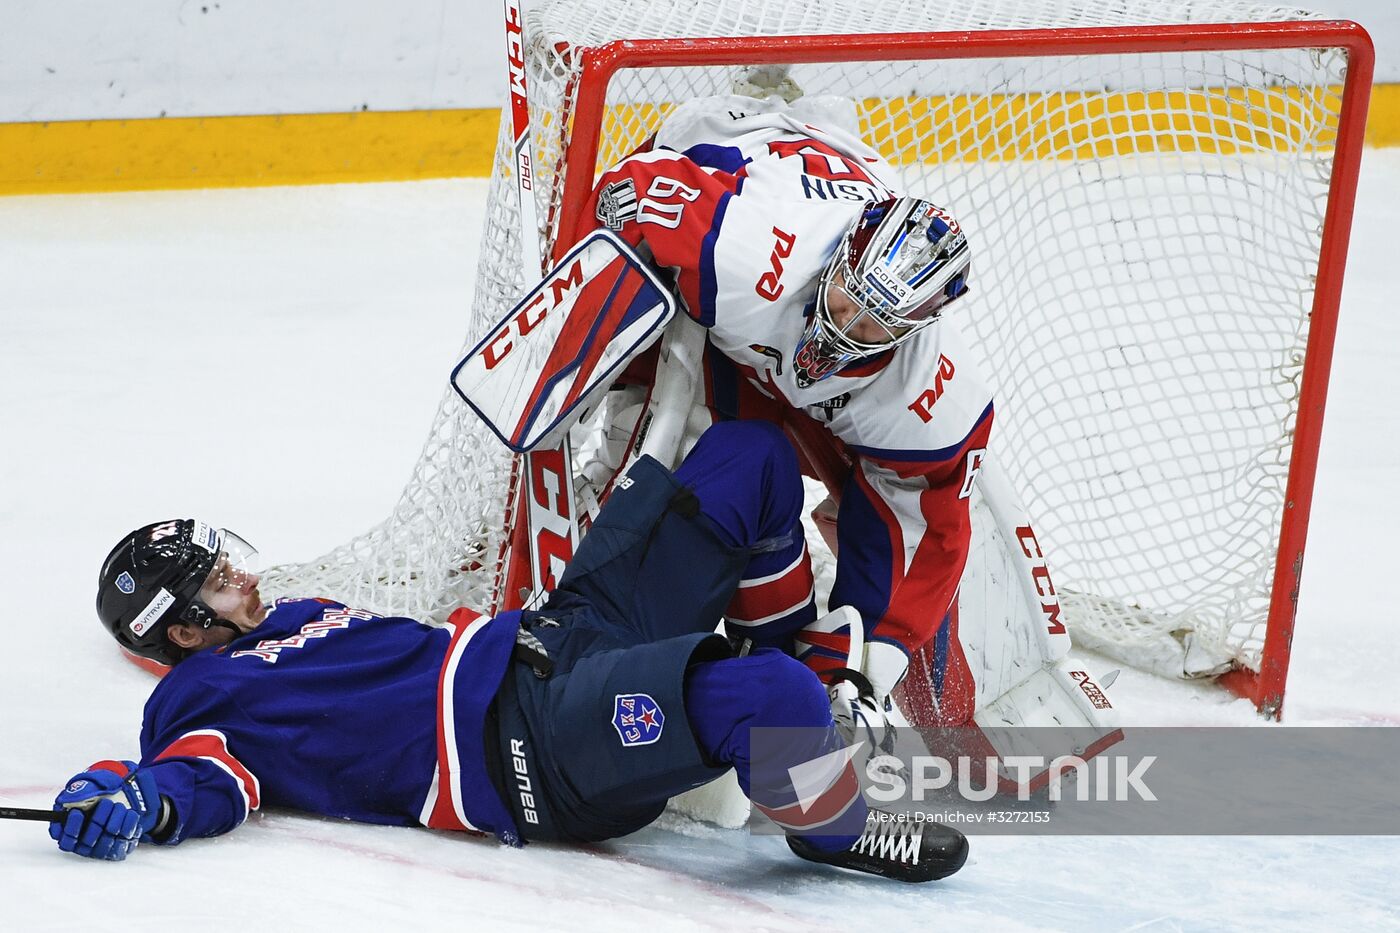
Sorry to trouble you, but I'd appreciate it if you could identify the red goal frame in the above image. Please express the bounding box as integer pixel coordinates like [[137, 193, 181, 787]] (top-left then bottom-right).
[[502, 21, 1374, 719]]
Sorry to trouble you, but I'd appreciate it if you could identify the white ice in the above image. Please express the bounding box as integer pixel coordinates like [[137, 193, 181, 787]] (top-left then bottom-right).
[[2, 155, 1398, 931]]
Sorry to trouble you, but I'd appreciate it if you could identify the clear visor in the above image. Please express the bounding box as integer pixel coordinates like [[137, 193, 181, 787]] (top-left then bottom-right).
[[196, 530, 263, 616]]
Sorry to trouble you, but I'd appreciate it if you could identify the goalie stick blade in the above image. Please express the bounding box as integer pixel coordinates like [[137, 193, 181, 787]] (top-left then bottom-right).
[[451, 230, 676, 452]]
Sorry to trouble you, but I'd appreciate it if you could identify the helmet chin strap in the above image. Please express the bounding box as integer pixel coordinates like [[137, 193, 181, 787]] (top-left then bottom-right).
[[185, 595, 252, 642], [167, 615, 247, 661], [208, 618, 246, 639]]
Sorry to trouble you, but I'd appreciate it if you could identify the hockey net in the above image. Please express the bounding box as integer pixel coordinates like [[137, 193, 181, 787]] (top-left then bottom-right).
[[261, 0, 1371, 714]]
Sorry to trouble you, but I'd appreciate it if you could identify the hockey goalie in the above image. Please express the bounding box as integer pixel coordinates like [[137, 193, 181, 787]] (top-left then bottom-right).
[[460, 74, 1121, 792]]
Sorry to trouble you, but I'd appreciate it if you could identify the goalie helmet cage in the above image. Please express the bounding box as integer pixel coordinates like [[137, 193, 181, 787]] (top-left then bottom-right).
[[259, 1, 1372, 719]]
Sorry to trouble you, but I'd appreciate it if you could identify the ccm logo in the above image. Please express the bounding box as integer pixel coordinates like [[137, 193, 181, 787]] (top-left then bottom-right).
[[1015, 524, 1068, 636], [755, 227, 797, 301], [528, 446, 574, 591], [907, 354, 956, 423], [482, 259, 585, 369], [510, 738, 540, 826]]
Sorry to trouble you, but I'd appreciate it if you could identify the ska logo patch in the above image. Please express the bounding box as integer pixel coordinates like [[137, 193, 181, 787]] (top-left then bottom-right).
[[612, 693, 665, 747], [115, 572, 136, 594]]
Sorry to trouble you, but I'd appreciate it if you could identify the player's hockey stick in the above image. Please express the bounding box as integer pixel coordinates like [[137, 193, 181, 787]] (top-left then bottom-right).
[[0, 806, 61, 822]]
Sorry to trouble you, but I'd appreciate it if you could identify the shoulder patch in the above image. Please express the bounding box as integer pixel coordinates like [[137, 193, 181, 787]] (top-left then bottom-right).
[[596, 178, 638, 230]]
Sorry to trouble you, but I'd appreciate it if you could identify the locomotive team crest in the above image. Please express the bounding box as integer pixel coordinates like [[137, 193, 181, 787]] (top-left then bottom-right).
[[595, 178, 639, 230], [611, 693, 665, 747]]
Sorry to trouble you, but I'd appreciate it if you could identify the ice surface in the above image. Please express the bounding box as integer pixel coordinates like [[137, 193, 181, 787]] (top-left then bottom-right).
[[2, 159, 1398, 930]]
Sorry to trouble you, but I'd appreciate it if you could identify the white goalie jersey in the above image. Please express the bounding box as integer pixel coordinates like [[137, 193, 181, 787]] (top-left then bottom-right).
[[581, 95, 997, 725]]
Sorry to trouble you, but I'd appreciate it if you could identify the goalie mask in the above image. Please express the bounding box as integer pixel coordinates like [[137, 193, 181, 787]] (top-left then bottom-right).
[[96, 519, 262, 666], [794, 197, 971, 387]]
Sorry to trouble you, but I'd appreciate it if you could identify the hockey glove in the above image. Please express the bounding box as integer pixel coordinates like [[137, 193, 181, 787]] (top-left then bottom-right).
[[795, 607, 909, 756], [796, 607, 883, 745], [50, 760, 162, 860]]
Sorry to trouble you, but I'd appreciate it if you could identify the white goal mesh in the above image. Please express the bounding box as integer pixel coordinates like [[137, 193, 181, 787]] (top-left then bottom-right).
[[262, 0, 1361, 683]]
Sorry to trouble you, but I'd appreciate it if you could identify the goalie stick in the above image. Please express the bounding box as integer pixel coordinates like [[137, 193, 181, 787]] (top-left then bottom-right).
[[495, 0, 581, 610], [487, 2, 707, 609]]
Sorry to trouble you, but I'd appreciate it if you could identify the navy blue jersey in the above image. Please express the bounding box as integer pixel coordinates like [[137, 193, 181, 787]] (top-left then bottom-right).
[[136, 598, 522, 845]]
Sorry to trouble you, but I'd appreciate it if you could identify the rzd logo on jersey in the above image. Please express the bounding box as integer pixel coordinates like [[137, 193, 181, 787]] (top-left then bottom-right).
[[755, 227, 796, 301], [907, 355, 957, 423], [612, 693, 665, 747]]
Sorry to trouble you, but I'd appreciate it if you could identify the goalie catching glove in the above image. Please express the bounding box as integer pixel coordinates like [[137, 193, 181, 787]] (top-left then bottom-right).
[[794, 606, 909, 751]]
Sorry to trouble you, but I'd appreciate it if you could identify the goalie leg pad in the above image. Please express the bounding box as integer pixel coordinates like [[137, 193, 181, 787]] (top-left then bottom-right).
[[895, 602, 977, 729]]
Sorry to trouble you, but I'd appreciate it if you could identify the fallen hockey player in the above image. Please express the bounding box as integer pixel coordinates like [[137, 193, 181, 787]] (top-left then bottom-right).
[[50, 421, 966, 882]]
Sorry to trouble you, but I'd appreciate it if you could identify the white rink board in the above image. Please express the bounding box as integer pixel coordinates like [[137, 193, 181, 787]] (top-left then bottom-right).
[[1, 156, 1398, 927], [1, 0, 1398, 122]]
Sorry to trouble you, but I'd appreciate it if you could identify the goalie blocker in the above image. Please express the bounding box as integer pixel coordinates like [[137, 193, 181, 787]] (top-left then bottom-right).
[[451, 230, 676, 454]]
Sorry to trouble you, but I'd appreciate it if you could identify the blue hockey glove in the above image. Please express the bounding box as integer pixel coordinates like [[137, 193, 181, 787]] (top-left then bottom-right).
[[50, 760, 161, 860]]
